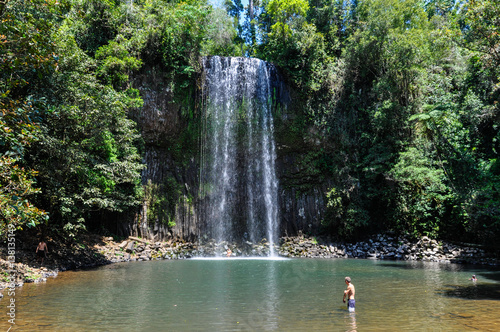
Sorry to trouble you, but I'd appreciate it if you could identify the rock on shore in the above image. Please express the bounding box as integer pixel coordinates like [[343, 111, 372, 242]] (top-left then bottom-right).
[[278, 234, 499, 265], [0, 259, 58, 289], [0, 235, 196, 292], [1, 233, 498, 294]]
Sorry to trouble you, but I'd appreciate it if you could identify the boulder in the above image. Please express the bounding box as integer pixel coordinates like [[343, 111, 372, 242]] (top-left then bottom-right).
[[125, 241, 135, 253]]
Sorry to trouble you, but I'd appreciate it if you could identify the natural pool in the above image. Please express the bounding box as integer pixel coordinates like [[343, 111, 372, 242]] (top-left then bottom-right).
[[1, 258, 500, 331]]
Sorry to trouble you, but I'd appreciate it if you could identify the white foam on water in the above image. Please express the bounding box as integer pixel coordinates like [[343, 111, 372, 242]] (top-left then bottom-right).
[[189, 256, 289, 261]]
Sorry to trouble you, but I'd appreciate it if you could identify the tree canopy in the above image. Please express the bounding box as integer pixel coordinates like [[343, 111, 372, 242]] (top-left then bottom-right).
[[1, 0, 499, 244]]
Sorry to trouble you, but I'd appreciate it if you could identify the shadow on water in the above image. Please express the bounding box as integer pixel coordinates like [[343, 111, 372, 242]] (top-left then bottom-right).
[[379, 261, 466, 271], [380, 261, 500, 279], [379, 261, 481, 272], [476, 270, 500, 282], [437, 283, 500, 300]]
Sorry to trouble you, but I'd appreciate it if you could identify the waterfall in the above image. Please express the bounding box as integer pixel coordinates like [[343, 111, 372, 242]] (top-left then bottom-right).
[[200, 56, 279, 255]]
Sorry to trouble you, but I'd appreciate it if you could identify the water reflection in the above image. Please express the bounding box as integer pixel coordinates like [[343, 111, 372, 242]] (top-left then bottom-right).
[[265, 261, 279, 329], [345, 312, 357, 332], [245, 260, 280, 330]]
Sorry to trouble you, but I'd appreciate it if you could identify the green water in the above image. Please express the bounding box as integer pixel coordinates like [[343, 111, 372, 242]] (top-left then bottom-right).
[[1, 258, 500, 331]]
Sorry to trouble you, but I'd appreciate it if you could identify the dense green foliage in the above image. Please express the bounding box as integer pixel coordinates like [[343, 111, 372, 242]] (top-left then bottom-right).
[[1, 0, 58, 235], [0, 0, 239, 239], [230, 0, 498, 243], [1, 0, 499, 244]]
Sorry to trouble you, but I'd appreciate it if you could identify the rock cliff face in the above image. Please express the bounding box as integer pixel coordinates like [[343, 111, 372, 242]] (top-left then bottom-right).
[[129, 58, 329, 242], [279, 185, 329, 236], [128, 66, 201, 241]]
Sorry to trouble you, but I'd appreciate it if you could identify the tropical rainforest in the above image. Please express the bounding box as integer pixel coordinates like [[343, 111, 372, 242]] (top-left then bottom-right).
[[1, 0, 499, 245]]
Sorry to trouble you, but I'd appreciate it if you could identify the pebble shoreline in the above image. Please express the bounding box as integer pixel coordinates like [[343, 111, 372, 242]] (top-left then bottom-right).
[[278, 234, 499, 266], [1, 233, 498, 294]]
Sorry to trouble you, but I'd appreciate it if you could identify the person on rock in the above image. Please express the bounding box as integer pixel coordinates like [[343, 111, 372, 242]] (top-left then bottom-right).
[[36, 238, 48, 265], [343, 276, 355, 312]]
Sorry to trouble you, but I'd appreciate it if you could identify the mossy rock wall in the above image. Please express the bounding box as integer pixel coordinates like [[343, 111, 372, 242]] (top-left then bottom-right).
[[129, 59, 332, 241]]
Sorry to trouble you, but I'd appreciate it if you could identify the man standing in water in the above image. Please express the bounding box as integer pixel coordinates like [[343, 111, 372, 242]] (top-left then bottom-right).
[[343, 276, 355, 312]]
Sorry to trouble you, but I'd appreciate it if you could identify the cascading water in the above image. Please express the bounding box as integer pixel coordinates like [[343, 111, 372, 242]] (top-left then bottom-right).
[[200, 56, 279, 255]]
